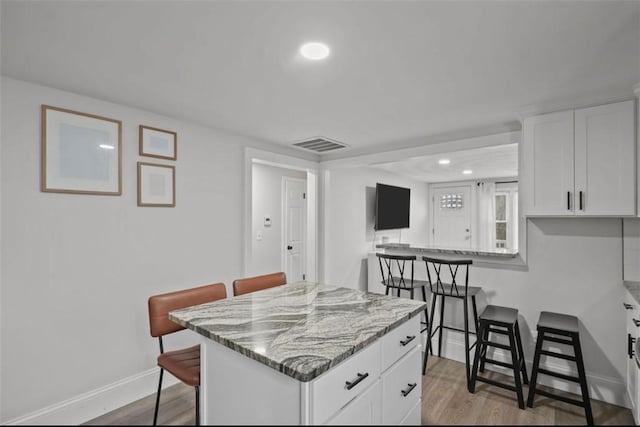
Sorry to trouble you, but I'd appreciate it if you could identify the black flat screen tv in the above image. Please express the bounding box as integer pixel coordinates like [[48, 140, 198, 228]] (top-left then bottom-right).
[[375, 183, 410, 230]]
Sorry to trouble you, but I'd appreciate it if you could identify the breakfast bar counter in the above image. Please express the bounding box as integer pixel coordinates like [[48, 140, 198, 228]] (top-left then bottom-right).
[[169, 281, 427, 425]]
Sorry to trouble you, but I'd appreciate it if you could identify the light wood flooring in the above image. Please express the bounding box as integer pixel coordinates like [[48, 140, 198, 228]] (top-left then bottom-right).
[[85, 356, 634, 425]]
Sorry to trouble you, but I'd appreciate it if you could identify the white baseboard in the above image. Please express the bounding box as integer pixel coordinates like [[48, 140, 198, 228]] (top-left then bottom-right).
[[4, 367, 179, 425], [422, 332, 628, 409]]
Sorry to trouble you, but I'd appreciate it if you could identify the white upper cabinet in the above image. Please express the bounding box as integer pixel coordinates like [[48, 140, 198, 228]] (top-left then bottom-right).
[[524, 100, 636, 216], [523, 110, 575, 215]]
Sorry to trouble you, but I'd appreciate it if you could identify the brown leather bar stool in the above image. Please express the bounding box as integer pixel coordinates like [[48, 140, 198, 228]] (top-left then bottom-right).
[[470, 304, 528, 408], [232, 271, 287, 296], [148, 282, 227, 425], [376, 253, 431, 338], [527, 311, 593, 425], [422, 256, 480, 389]]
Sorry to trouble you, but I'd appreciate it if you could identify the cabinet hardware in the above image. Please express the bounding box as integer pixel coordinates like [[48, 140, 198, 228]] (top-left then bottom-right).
[[629, 334, 636, 359], [345, 372, 369, 390], [579, 191, 584, 211], [567, 191, 571, 210], [400, 335, 416, 346], [624, 303, 634, 310], [287, 245, 293, 250], [401, 383, 417, 397], [633, 319, 640, 327]]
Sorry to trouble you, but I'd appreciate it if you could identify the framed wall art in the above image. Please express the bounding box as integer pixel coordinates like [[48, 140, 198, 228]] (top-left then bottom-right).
[[139, 125, 177, 160], [137, 162, 175, 207], [41, 105, 122, 195]]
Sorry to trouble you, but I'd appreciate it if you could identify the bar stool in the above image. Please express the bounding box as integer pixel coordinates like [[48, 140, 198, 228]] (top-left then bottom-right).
[[376, 253, 430, 337], [527, 311, 593, 425], [470, 304, 528, 408], [422, 256, 480, 391]]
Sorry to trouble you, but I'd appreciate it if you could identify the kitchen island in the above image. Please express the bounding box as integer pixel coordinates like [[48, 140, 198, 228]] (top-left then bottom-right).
[[169, 281, 427, 425]]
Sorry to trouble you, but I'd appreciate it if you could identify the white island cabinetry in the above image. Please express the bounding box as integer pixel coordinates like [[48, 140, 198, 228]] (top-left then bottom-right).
[[170, 282, 426, 425]]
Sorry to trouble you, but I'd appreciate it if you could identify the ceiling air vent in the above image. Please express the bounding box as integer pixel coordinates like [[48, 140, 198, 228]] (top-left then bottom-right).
[[292, 137, 348, 153]]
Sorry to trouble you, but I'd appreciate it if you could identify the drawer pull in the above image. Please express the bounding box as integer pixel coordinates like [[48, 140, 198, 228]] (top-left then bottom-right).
[[401, 383, 417, 397], [400, 335, 416, 346], [345, 372, 369, 390], [624, 303, 634, 310], [633, 319, 640, 327]]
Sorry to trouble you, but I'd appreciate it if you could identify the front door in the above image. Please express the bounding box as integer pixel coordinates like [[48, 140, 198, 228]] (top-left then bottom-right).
[[283, 177, 306, 282], [432, 185, 472, 248]]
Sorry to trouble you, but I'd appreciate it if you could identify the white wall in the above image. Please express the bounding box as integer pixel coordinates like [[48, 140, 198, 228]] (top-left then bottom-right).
[[250, 163, 306, 276], [322, 166, 429, 290], [624, 218, 640, 281], [0, 77, 316, 423]]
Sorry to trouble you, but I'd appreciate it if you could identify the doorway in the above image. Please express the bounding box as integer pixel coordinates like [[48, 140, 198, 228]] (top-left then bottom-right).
[[244, 148, 318, 282], [432, 185, 472, 248]]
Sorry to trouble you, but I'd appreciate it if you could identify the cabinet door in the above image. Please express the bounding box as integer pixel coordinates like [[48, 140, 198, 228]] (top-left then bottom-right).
[[325, 380, 381, 425], [575, 100, 636, 216], [523, 110, 575, 215]]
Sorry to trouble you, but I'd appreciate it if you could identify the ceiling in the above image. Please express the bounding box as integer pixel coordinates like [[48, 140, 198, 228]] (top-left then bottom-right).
[[371, 143, 518, 183], [2, 1, 639, 159]]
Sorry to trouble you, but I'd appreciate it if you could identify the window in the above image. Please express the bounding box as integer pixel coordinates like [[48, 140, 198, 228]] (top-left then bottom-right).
[[440, 193, 463, 209], [494, 183, 518, 250]]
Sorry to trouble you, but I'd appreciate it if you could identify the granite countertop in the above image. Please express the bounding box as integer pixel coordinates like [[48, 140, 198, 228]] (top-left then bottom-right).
[[624, 281, 640, 305], [169, 281, 427, 382], [376, 243, 519, 258]]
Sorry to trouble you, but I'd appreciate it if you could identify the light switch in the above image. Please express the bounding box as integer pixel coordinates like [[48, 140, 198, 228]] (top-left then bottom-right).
[[256, 230, 263, 241], [264, 217, 272, 227]]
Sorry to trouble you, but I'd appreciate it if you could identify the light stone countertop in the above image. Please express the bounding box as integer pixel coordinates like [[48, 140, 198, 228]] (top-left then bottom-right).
[[376, 242, 519, 258], [169, 281, 427, 382]]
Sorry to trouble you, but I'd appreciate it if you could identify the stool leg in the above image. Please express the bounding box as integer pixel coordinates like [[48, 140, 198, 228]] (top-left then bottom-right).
[[479, 322, 489, 373], [469, 320, 485, 393], [153, 368, 164, 425], [471, 295, 480, 333], [508, 325, 525, 409], [514, 321, 528, 385], [527, 329, 545, 408], [423, 294, 439, 375], [463, 296, 471, 391], [438, 294, 445, 356], [195, 385, 200, 426], [420, 286, 433, 355], [572, 333, 594, 425]]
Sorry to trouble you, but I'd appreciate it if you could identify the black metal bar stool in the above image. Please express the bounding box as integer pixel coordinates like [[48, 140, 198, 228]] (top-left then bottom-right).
[[470, 304, 528, 408], [422, 257, 481, 391], [376, 253, 431, 338], [527, 311, 593, 425]]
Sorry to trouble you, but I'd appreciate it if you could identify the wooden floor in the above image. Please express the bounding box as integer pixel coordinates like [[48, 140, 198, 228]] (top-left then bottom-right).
[[85, 356, 634, 425]]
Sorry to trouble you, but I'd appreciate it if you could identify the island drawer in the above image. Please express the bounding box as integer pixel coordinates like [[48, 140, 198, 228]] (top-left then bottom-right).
[[311, 340, 382, 425], [381, 315, 420, 371], [381, 346, 422, 425]]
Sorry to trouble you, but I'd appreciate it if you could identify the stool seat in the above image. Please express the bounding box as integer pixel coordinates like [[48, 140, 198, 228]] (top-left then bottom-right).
[[431, 283, 482, 297], [538, 311, 579, 333], [479, 305, 518, 325]]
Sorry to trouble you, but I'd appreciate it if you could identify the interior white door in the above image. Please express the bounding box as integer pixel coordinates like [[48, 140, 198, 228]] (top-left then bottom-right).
[[283, 178, 306, 282], [574, 100, 635, 216], [432, 186, 472, 248]]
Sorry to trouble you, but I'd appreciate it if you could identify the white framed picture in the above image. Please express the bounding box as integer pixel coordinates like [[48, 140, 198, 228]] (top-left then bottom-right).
[[41, 105, 122, 195], [137, 162, 175, 207], [139, 125, 177, 160]]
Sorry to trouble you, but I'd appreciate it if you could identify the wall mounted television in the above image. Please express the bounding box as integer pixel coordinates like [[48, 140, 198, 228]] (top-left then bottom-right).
[[374, 183, 410, 230]]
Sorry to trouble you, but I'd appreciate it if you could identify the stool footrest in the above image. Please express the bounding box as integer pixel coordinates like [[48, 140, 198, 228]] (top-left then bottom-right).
[[483, 358, 513, 369], [476, 376, 516, 392], [538, 368, 580, 383], [488, 327, 509, 335], [540, 349, 576, 361], [485, 341, 511, 350], [531, 387, 584, 407], [541, 335, 573, 346]]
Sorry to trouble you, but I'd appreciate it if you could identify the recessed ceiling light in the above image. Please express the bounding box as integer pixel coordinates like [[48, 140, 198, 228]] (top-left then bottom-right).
[[463, 170, 473, 175], [300, 42, 330, 60], [438, 159, 450, 165]]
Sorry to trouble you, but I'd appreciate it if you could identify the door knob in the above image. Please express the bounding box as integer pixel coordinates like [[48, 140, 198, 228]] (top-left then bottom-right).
[[287, 245, 293, 250]]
